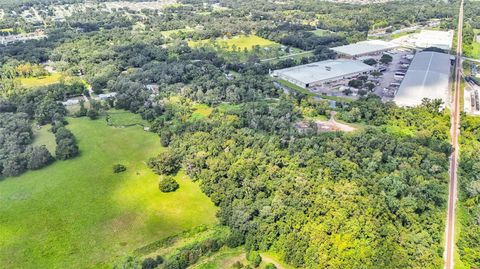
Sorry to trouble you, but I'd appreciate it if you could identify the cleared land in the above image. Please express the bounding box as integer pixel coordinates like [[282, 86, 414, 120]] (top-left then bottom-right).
[[188, 35, 277, 51], [0, 116, 217, 268], [190, 103, 213, 120], [18, 73, 62, 88], [107, 109, 149, 127], [191, 248, 295, 269], [32, 124, 56, 155]]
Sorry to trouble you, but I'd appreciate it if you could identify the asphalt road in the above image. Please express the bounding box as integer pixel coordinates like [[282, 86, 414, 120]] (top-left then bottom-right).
[[444, 1, 463, 268]]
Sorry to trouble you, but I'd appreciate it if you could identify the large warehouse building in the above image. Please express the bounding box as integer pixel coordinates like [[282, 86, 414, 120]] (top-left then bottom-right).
[[414, 30, 454, 51], [331, 40, 399, 58], [272, 59, 375, 89], [394, 51, 452, 107], [392, 30, 454, 51]]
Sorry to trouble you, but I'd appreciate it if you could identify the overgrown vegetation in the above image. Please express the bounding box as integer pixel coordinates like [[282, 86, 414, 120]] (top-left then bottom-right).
[[0, 0, 469, 268]]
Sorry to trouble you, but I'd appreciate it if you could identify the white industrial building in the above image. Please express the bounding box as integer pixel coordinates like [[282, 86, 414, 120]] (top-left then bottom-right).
[[415, 30, 454, 51], [392, 30, 454, 51], [272, 59, 375, 89], [394, 51, 452, 107], [331, 40, 399, 58]]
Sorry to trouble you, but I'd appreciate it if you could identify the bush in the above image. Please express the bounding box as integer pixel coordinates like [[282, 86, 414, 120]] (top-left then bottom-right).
[[26, 145, 53, 170], [87, 109, 99, 120], [113, 164, 127, 173], [226, 230, 245, 248], [55, 138, 79, 160], [363, 58, 377, 66], [232, 261, 244, 268], [348, 79, 363, 89], [142, 255, 163, 269], [264, 263, 277, 269], [246, 251, 262, 268], [159, 175, 179, 193], [380, 54, 393, 64]]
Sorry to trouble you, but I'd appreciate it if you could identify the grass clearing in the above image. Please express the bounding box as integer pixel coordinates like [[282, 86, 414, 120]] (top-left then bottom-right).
[[189, 35, 277, 51], [18, 72, 63, 88], [32, 124, 56, 155], [191, 247, 294, 269], [464, 42, 480, 59], [0, 117, 217, 268], [190, 104, 213, 120], [310, 29, 330, 37], [107, 109, 149, 127]]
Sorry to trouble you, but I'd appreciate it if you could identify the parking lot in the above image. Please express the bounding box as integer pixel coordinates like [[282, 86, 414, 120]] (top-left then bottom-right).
[[305, 49, 414, 100], [373, 49, 414, 101]]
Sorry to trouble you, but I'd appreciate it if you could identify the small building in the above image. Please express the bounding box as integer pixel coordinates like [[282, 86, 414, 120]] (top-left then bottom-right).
[[61, 99, 80, 106], [331, 40, 399, 58], [272, 59, 375, 89], [394, 51, 451, 107], [97, 92, 117, 100]]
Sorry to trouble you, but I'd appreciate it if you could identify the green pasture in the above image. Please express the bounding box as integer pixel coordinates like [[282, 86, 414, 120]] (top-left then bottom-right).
[[18, 72, 63, 88], [107, 109, 149, 127], [0, 117, 217, 268], [32, 124, 56, 155]]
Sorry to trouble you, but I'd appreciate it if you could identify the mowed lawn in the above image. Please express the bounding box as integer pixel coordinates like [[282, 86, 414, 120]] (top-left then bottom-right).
[[0, 117, 217, 268], [189, 35, 276, 51]]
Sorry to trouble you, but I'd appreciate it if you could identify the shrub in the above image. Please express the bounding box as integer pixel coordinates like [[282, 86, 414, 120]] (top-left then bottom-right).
[[264, 263, 277, 269], [25, 146, 53, 170], [232, 261, 244, 268], [226, 230, 245, 248], [113, 164, 127, 173], [348, 79, 363, 89], [380, 54, 393, 64], [159, 175, 179, 193], [141, 255, 163, 269], [87, 109, 99, 120], [246, 251, 262, 268], [363, 58, 377, 66], [55, 138, 79, 160]]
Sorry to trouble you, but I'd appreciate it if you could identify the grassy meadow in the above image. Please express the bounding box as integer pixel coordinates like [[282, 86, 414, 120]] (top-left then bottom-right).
[[18, 72, 63, 88], [107, 109, 149, 127], [32, 124, 56, 155], [188, 35, 277, 51], [190, 103, 213, 120], [0, 117, 217, 268]]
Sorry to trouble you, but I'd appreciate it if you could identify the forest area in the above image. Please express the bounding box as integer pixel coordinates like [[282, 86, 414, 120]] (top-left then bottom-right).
[[1, 0, 478, 268]]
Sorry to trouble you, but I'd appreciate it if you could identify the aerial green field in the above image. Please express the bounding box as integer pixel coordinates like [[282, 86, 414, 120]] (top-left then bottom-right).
[[32, 124, 56, 155], [18, 72, 63, 88], [188, 35, 277, 51], [107, 109, 149, 127], [0, 117, 217, 268]]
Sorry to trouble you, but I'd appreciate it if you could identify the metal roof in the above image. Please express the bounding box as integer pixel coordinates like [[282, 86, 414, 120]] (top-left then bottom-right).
[[331, 40, 399, 57], [414, 30, 454, 51], [273, 59, 374, 85], [394, 51, 451, 107]]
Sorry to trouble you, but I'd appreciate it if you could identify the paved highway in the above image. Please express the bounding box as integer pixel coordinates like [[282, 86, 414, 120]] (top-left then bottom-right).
[[444, 0, 463, 268]]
